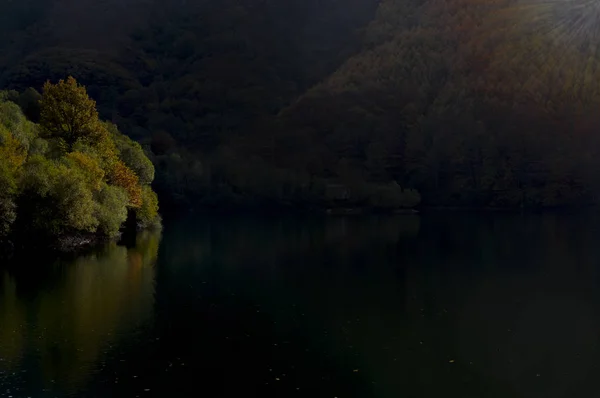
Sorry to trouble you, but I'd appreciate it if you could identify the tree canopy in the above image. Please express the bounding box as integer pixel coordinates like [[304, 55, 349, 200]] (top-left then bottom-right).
[[0, 78, 160, 247], [40, 77, 101, 150]]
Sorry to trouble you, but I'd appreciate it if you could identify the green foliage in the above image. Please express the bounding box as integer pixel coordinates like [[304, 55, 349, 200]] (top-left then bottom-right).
[[0, 125, 26, 172], [19, 155, 55, 198], [39, 76, 101, 150], [51, 163, 99, 233], [0, 90, 19, 103], [94, 185, 129, 238], [19, 156, 98, 235], [0, 81, 159, 247], [0, 161, 17, 237], [106, 122, 155, 185], [0, 100, 37, 150], [137, 186, 160, 229], [71, 127, 119, 169], [64, 152, 105, 192], [29, 137, 49, 156]]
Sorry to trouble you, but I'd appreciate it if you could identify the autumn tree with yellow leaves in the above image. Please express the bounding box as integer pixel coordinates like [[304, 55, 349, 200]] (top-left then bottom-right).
[[40, 77, 102, 150]]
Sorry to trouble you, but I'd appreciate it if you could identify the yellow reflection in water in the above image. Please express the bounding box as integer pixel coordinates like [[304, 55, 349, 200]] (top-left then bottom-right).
[[0, 229, 161, 392], [0, 276, 26, 365]]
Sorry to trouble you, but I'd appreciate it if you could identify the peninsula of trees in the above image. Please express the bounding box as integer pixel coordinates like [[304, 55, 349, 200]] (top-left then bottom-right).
[[0, 77, 160, 250]]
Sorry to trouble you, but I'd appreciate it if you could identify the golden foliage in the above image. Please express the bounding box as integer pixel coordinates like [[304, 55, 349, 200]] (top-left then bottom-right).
[[93, 126, 119, 165], [107, 160, 143, 208], [65, 152, 105, 192], [138, 185, 159, 226], [40, 76, 101, 149], [0, 126, 26, 172], [72, 125, 119, 170]]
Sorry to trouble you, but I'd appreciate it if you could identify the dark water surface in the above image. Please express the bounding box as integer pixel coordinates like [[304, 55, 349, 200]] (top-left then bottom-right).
[[2, 213, 600, 397]]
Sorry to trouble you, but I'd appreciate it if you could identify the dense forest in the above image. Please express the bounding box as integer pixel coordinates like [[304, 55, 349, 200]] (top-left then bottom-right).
[[0, 77, 160, 250], [1, 0, 600, 210]]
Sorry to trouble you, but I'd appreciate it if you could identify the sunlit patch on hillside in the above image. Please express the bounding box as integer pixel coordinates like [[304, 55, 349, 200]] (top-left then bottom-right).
[[500, 0, 600, 63], [449, 0, 600, 107], [520, 0, 600, 47]]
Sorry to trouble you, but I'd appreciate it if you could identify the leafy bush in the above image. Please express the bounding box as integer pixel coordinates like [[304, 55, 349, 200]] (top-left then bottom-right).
[[137, 186, 160, 229], [94, 185, 129, 238], [0, 162, 17, 237]]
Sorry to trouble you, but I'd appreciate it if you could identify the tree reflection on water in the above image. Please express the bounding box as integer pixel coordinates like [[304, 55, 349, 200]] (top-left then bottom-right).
[[0, 229, 161, 393]]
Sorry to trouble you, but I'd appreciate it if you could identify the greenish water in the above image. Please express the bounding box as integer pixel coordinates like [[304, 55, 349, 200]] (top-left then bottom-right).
[[2, 213, 600, 397]]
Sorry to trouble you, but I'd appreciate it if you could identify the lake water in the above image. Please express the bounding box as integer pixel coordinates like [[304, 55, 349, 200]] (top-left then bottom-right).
[[2, 213, 600, 397]]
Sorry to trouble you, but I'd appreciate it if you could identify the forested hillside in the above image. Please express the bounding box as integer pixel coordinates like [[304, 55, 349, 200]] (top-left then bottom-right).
[[266, 0, 600, 208], [1, 0, 599, 209]]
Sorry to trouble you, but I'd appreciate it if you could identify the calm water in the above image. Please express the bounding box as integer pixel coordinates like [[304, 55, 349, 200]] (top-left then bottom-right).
[[2, 213, 600, 397]]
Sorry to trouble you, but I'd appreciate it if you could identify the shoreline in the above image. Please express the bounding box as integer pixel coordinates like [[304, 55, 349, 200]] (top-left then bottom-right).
[[3, 205, 597, 257], [1, 223, 163, 260]]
